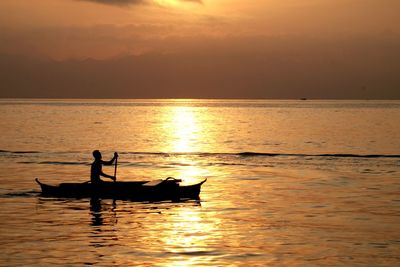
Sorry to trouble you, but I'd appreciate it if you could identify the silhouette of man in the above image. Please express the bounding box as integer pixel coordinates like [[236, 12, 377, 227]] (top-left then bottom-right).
[[91, 150, 118, 183]]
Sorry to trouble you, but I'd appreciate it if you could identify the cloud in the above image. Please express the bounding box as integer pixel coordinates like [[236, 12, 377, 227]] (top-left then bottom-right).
[[79, 0, 146, 6], [1, 31, 400, 99], [78, 0, 202, 6]]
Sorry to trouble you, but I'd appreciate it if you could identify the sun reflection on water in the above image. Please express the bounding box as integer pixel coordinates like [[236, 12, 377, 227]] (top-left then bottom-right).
[[161, 105, 212, 184], [172, 159, 210, 185], [168, 106, 201, 153], [157, 105, 218, 266], [159, 207, 220, 266]]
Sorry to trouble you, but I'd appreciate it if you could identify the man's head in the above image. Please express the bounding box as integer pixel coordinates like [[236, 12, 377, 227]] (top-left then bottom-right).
[[92, 150, 102, 160]]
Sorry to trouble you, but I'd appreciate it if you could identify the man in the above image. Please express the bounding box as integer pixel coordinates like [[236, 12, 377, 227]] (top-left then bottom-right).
[[91, 150, 118, 183]]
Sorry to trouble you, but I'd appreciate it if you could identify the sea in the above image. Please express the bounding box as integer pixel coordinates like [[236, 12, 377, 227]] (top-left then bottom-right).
[[0, 99, 399, 266]]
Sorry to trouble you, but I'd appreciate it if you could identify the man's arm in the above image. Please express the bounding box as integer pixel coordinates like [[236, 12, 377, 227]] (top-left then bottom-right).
[[100, 171, 116, 181], [102, 152, 118, 166], [102, 158, 115, 166]]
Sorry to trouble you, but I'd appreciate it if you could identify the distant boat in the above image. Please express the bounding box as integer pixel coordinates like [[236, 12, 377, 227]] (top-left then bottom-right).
[[35, 177, 206, 201], [300, 98, 307, 100]]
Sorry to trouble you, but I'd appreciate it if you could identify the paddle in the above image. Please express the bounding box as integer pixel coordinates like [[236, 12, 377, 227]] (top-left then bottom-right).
[[114, 153, 118, 182]]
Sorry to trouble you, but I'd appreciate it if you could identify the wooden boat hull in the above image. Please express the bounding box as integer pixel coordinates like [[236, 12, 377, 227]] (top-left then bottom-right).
[[35, 178, 206, 201]]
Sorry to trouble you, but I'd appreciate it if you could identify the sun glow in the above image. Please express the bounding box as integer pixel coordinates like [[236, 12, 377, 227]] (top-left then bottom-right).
[[154, 0, 195, 8], [155, 0, 178, 6]]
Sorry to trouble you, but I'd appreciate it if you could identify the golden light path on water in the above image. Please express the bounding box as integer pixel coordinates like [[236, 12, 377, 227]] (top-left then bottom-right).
[[156, 104, 220, 265], [159, 208, 221, 266], [161, 105, 212, 181], [169, 106, 200, 153]]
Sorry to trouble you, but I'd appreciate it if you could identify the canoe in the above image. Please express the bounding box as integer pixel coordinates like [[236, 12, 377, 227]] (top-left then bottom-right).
[[35, 178, 206, 201]]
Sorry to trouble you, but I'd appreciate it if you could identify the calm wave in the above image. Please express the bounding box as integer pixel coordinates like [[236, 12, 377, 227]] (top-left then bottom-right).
[[3, 149, 400, 157]]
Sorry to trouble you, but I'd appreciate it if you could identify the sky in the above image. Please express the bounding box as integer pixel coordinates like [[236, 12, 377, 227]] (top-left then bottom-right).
[[0, 0, 399, 99]]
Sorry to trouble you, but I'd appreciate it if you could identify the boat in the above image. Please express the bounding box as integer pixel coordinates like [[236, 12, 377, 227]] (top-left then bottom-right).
[[35, 177, 206, 201]]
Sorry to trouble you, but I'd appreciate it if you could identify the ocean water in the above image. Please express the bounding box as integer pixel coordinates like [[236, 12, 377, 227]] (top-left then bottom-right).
[[0, 99, 399, 266]]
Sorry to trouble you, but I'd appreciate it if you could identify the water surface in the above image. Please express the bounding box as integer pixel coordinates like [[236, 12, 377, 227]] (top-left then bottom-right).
[[0, 99, 399, 266]]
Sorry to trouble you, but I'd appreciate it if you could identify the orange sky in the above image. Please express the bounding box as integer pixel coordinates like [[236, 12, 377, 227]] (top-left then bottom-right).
[[0, 0, 400, 98]]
